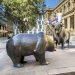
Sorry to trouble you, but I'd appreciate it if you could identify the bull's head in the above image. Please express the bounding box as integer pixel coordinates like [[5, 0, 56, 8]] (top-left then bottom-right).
[[55, 23, 63, 35], [45, 35, 56, 52], [53, 23, 63, 44]]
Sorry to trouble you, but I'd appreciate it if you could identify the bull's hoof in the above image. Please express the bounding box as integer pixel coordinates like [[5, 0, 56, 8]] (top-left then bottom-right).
[[14, 64, 24, 68], [40, 61, 49, 65]]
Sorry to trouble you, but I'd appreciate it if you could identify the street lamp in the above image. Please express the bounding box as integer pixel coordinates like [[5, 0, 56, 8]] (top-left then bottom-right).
[[23, 17, 28, 32], [37, 1, 46, 32]]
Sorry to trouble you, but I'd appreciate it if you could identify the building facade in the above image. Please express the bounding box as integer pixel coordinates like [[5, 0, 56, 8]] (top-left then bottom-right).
[[0, 4, 13, 37], [0, 18, 7, 37], [0, 4, 7, 37], [45, 0, 75, 31]]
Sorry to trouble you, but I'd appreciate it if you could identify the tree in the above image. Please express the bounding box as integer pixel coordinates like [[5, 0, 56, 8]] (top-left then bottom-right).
[[2, 0, 44, 32], [0, 0, 3, 4]]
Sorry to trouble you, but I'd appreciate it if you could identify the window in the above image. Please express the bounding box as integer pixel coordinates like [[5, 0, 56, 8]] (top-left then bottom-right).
[[38, 21, 41, 25], [60, 8, 62, 13], [70, 15, 74, 29], [38, 15, 42, 20], [3, 26, 4, 30], [68, 2, 70, 9], [64, 18, 67, 28], [64, 5, 66, 12]]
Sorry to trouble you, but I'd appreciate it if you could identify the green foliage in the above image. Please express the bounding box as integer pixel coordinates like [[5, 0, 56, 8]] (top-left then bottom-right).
[[2, 0, 44, 32], [0, 0, 3, 4]]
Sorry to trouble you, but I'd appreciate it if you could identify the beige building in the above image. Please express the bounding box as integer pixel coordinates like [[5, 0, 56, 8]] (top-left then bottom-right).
[[0, 19, 13, 37], [0, 18, 7, 37], [45, 0, 75, 31], [0, 24, 7, 37]]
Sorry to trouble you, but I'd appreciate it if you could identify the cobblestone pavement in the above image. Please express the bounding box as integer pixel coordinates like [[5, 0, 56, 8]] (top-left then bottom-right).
[[0, 36, 75, 75], [0, 37, 7, 53], [0, 47, 75, 75]]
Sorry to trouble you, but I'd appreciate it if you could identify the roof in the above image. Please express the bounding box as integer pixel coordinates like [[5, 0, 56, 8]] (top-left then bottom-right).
[[45, 0, 64, 12], [53, 0, 65, 10]]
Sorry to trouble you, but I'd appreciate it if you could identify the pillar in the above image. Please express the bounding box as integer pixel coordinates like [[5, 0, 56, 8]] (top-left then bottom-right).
[[62, 19, 64, 24], [74, 14, 75, 30], [67, 17, 70, 30], [1, 26, 3, 30]]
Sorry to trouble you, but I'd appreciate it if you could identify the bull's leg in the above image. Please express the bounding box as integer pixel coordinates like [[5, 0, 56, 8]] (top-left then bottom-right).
[[56, 41, 58, 47], [67, 41, 69, 48], [67, 39, 70, 48], [67, 32, 70, 48], [61, 42, 64, 49]]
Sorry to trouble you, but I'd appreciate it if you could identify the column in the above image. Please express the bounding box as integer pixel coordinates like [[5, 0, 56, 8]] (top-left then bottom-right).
[[62, 19, 64, 24], [66, 3, 68, 12], [74, 14, 75, 30], [67, 17, 70, 30], [62, 19, 65, 27]]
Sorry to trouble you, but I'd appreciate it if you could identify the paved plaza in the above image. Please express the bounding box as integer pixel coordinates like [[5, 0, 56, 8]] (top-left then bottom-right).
[[0, 36, 75, 75]]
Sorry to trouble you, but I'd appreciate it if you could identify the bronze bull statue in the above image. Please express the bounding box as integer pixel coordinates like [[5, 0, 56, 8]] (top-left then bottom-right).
[[46, 24, 59, 47], [6, 32, 56, 68], [54, 23, 70, 49]]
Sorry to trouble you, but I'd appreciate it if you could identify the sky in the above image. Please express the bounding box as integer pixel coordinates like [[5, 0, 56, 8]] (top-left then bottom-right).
[[45, 0, 60, 8]]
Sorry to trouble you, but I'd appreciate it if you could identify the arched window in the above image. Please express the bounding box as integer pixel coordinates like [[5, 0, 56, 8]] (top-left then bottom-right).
[[60, 8, 62, 13]]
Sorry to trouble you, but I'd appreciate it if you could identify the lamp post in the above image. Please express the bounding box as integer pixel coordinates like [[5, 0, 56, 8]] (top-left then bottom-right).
[[23, 17, 28, 33], [37, 0, 46, 32]]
